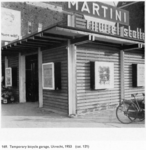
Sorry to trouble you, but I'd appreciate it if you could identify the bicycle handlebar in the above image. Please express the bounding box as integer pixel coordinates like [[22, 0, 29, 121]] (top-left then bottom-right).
[[131, 93, 145, 98]]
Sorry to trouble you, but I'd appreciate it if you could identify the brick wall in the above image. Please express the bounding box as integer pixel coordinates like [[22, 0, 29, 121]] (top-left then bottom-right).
[[1, 2, 67, 38]]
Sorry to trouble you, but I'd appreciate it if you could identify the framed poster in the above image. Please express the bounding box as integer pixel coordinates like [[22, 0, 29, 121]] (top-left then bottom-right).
[[137, 64, 145, 86], [42, 63, 55, 90], [5, 68, 12, 87], [132, 64, 145, 87], [95, 62, 114, 89]]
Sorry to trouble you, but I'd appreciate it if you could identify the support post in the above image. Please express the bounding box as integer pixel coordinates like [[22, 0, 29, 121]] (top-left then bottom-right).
[[4, 56, 8, 87], [19, 53, 26, 103], [68, 41, 76, 115], [120, 50, 125, 102], [38, 47, 43, 107]]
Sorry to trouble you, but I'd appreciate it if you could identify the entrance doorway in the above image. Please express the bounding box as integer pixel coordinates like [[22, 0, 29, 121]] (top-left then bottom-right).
[[25, 54, 38, 102]]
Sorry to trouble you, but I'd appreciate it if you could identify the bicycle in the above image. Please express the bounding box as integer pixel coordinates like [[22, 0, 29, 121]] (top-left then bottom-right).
[[116, 93, 145, 124]]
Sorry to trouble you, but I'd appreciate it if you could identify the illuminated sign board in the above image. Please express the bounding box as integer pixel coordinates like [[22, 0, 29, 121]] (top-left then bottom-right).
[[65, 2, 129, 25]]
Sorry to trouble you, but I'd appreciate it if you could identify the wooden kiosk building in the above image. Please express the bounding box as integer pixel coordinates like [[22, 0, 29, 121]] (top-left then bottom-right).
[[2, 2, 145, 116]]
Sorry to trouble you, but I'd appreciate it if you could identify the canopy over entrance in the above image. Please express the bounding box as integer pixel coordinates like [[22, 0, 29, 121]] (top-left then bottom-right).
[[2, 23, 145, 56]]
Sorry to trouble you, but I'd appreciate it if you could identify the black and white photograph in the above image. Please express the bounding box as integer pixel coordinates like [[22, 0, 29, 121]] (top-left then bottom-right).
[[0, 1, 145, 149]]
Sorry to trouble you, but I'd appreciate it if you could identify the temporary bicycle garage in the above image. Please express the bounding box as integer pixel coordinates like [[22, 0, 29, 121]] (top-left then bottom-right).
[[2, 2, 145, 116]]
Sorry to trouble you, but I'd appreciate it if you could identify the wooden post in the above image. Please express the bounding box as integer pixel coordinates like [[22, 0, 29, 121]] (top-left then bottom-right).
[[68, 41, 76, 115], [19, 53, 26, 103], [4, 56, 8, 87], [38, 47, 43, 107], [67, 13, 76, 116], [120, 50, 125, 102]]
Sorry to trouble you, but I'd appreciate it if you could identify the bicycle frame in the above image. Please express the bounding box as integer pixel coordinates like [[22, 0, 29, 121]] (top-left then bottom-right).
[[131, 93, 145, 112], [116, 93, 145, 124]]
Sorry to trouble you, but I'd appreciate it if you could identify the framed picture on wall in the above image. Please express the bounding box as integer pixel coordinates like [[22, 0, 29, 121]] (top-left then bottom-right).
[[137, 64, 145, 86], [42, 62, 55, 90], [95, 62, 114, 89], [5, 68, 12, 87], [132, 64, 145, 87]]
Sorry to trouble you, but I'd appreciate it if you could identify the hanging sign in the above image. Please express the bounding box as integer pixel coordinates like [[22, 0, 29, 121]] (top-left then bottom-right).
[[64, 2, 129, 25], [1, 8, 21, 41], [5, 68, 12, 87]]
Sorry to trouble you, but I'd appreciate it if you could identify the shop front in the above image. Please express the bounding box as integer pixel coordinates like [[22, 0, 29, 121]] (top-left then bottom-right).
[[2, 2, 145, 116]]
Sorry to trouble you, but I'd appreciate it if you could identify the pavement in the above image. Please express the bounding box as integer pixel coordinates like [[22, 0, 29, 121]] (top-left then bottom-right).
[[1, 102, 145, 128]]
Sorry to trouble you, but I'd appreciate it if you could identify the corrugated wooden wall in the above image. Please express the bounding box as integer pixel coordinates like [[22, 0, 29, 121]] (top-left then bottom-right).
[[76, 43, 120, 114], [42, 46, 68, 113], [7, 55, 19, 101], [124, 50, 145, 99]]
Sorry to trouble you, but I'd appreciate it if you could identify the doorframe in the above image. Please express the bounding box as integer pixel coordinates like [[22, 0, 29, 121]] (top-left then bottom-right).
[[19, 51, 39, 103]]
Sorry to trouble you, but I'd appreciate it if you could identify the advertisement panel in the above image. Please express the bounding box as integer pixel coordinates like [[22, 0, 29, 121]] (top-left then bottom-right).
[[42, 63, 55, 90], [64, 2, 129, 25], [5, 68, 12, 87], [1, 7, 21, 41], [95, 62, 114, 89], [137, 64, 145, 87]]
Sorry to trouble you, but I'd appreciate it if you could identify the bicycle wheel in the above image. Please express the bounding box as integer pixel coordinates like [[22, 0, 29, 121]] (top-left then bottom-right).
[[137, 110, 145, 122], [127, 103, 138, 122], [116, 103, 132, 124]]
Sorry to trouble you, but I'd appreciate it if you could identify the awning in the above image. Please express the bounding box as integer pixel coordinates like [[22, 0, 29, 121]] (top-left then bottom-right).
[[2, 23, 145, 55]]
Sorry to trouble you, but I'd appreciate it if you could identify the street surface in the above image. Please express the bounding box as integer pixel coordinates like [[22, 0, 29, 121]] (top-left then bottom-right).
[[1, 102, 145, 128]]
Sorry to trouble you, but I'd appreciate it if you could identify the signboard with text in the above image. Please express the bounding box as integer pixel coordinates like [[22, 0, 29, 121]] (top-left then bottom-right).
[[64, 2, 129, 25], [65, 2, 144, 42], [1, 8, 21, 41]]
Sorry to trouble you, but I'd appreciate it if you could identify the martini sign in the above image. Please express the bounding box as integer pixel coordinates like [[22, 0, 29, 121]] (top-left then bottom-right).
[[65, 1, 129, 25], [65, 2, 145, 41]]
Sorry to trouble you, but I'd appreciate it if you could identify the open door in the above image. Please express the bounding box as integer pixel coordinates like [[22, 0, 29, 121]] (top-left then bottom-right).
[[25, 54, 38, 102]]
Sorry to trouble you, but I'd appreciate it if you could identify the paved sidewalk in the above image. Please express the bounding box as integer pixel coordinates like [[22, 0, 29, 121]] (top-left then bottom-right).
[[1, 102, 145, 128]]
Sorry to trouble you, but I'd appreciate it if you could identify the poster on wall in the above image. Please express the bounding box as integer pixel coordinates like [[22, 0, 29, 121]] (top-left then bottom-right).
[[95, 62, 114, 89], [42, 63, 55, 90], [5, 68, 12, 87], [1, 7, 21, 41], [137, 64, 145, 87]]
